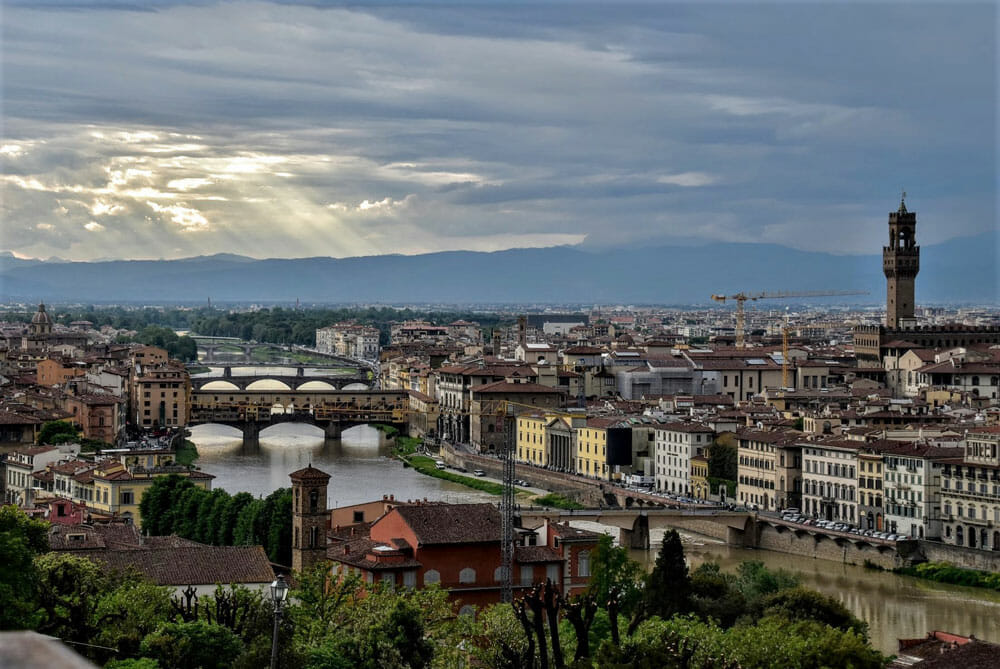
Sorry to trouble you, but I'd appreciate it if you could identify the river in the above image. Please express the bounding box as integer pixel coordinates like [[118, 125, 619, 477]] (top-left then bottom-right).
[[188, 423, 1000, 654]]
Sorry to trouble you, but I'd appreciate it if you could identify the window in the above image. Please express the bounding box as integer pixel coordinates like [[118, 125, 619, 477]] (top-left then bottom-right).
[[546, 563, 560, 584], [494, 566, 507, 582], [459, 567, 476, 584], [353, 511, 364, 523], [520, 565, 534, 586], [120, 491, 134, 505], [423, 570, 440, 585], [578, 550, 591, 577]]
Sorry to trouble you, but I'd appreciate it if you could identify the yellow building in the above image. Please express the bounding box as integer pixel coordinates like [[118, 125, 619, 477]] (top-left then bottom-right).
[[517, 413, 550, 466], [690, 455, 710, 499], [91, 461, 214, 527], [575, 417, 622, 480]]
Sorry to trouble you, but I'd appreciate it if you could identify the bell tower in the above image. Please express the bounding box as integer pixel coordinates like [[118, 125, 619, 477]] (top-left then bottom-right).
[[883, 194, 919, 329], [289, 464, 331, 573]]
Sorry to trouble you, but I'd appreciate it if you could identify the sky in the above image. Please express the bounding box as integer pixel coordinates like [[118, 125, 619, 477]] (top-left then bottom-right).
[[1, 1, 995, 261]]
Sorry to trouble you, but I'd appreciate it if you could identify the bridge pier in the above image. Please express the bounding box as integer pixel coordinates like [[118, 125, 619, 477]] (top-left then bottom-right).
[[323, 422, 342, 441], [223, 367, 232, 378], [620, 514, 650, 550], [241, 421, 261, 447]]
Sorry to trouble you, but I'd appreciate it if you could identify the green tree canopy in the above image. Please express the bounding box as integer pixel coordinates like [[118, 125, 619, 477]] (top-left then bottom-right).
[[139, 620, 243, 669], [0, 505, 50, 630], [640, 530, 691, 622], [38, 420, 79, 445]]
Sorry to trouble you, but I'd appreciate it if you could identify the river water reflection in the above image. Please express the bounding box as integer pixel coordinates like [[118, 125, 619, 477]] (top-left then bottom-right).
[[189, 424, 1000, 655], [190, 423, 495, 507]]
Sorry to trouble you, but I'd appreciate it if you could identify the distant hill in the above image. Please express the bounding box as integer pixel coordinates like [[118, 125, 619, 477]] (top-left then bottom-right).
[[1, 232, 995, 304]]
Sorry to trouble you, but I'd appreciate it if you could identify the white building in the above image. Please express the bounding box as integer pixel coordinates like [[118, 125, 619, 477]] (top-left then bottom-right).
[[800, 438, 860, 523], [654, 422, 714, 495], [881, 442, 952, 540]]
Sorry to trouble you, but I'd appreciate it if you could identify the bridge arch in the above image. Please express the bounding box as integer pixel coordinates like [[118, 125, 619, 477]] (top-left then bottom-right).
[[297, 380, 337, 391], [200, 380, 241, 391], [342, 382, 369, 391], [246, 379, 293, 391]]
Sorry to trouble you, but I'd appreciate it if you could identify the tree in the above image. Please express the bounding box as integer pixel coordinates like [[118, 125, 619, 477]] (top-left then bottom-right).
[[0, 505, 49, 629], [706, 440, 737, 481], [139, 475, 194, 537], [92, 579, 174, 661], [585, 534, 643, 614], [637, 530, 691, 625], [38, 420, 79, 445], [689, 562, 747, 628], [759, 587, 868, 639], [139, 620, 243, 669], [35, 552, 108, 644]]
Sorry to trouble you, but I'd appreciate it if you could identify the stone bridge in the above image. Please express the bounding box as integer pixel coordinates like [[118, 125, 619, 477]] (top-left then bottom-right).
[[188, 389, 409, 443], [188, 364, 369, 391], [517, 508, 912, 568]]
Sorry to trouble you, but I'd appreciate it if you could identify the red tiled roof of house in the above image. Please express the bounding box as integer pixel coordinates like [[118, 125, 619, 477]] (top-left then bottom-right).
[[72, 545, 275, 586], [390, 503, 501, 545], [514, 545, 563, 564]]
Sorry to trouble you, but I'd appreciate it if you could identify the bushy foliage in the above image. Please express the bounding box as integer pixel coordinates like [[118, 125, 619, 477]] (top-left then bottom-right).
[[38, 420, 80, 445], [899, 561, 1000, 590], [0, 505, 50, 630], [139, 620, 243, 669]]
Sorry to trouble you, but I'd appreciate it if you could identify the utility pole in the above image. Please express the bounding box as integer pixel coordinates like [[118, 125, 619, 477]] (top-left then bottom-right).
[[500, 401, 515, 603]]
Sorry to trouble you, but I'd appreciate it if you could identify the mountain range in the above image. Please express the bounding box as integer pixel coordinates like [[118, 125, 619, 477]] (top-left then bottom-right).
[[1, 233, 996, 305]]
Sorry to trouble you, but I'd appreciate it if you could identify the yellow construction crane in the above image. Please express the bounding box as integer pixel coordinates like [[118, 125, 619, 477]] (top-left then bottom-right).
[[710, 290, 867, 349]]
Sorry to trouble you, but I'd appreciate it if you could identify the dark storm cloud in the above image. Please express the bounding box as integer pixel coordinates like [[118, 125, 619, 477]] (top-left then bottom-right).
[[0, 1, 994, 260]]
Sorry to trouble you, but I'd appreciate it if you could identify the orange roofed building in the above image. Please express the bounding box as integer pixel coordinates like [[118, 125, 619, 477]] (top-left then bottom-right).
[[323, 500, 601, 612]]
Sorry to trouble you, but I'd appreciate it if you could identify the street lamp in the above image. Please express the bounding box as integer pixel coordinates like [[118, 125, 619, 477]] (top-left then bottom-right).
[[269, 574, 289, 669]]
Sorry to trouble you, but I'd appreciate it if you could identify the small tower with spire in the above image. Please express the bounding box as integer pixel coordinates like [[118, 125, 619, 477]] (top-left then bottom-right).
[[883, 192, 920, 329]]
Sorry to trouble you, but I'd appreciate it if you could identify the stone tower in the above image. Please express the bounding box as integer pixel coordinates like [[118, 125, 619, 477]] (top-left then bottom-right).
[[883, 195, 920, 329], [289, 465, 331, 573]]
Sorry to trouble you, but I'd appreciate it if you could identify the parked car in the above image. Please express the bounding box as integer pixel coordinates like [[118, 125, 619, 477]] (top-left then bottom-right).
[[473, 469, 486, 477]]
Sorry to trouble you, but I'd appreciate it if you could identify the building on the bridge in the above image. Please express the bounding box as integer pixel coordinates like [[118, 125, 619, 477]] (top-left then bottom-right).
[[654, 422, 715, 496], [130, 360, 190, 428], [736, 429, 802, 511], [325, 500, 600, 611], [938, 427, 1000, 551]]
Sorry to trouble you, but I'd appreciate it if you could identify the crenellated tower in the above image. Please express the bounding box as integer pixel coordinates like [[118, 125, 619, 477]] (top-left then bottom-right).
[[883, 195, 920, 329]]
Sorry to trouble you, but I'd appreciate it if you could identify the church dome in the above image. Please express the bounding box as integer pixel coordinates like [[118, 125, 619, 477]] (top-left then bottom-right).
[[31, 303, 52, 325]]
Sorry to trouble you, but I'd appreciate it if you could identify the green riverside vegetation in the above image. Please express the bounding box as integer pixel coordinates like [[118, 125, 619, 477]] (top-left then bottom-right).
[[896, 561, 1000, 591], [533, 493, 585, 510], [174, 440, 199, 466]]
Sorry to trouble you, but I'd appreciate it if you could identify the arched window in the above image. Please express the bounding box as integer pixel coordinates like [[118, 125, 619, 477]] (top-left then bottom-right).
[[309, 488, 319, 513], [459, 568, 476, 584], [956, 526, 964, 545], [578, 550, 591, 577], [494, 566, 506, 582], [423, 569, 440, 585], [458, 605, 476, 617]]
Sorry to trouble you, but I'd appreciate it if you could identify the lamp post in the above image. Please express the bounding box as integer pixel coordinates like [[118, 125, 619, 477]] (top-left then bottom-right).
[[269, 574, 289, 669]]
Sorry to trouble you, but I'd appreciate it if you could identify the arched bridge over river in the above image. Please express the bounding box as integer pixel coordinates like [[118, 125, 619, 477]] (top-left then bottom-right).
[[188, 364, 369, 391], [517, 508, 914, 568], [188, 389, 409, 443]]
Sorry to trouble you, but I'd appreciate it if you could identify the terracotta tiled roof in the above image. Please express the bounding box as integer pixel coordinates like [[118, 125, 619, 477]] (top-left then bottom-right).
[[390, 503, 501, 545], [289, 465, 331, 482], [514, 546, 563, 564], [73, 545, 275, 586]]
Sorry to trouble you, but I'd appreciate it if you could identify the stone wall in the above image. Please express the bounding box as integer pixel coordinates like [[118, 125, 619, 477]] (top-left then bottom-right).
[[917, 540, 1000, 572], [755, 525, 902, 570]]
